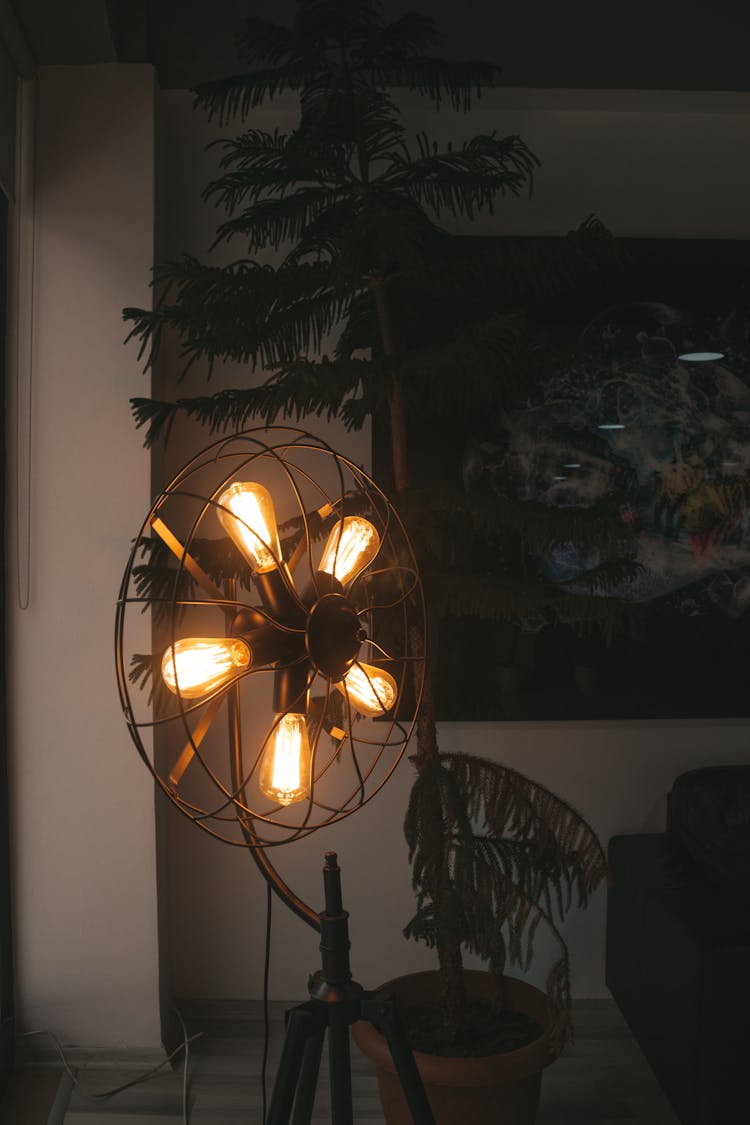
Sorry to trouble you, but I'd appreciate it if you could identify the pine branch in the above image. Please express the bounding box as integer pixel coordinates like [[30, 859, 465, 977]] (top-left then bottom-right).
[[132, 564, 193, 628], [194, 63, 311, 124], [131, 398, 180, 447], [131, 535, 250, 618], [124, 255, 275, 370], [124, 258, 351, 374], [369, 56, 503, 111], [384, 133, 538, 217], [280, 197, 393, 271], [334, 291, 376, 356], [260, 356, 382, 420], [296, 83, 406, 165], [129, 652, 172, 711], [314, 188, 441, 276], [193, 2, 501, 127], [130, 356, 377, 446], [203, 129, 334, 211], [129, 651, 161, 700], [210, 188, 343, 252]]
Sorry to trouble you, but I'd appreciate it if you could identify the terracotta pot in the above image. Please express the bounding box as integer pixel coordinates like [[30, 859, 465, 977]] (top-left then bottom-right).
[[352, 970, 557, 1125]]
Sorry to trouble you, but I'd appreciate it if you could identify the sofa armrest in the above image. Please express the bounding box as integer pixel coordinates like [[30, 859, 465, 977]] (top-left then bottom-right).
[[606, 832, 750, 1125]]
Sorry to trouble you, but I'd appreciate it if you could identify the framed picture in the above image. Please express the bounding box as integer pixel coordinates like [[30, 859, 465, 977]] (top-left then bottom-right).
[[382, 236, 750, 720]]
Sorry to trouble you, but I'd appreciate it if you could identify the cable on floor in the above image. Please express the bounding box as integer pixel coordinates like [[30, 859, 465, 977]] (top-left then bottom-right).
[[172, 1003, 193, 1125], [21, 1005, 202, 1125]]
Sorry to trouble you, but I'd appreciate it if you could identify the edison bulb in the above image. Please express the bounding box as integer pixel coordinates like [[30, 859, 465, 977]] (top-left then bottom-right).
[[319, 517, 380, 585], [216, 481, 281, 573], [338, 662, 397, 716], [259, 713, 312, 806], [161, 637, 251, 699]]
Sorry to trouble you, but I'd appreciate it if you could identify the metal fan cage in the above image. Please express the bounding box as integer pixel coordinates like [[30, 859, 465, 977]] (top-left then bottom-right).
[[115, 427, 425, 853]]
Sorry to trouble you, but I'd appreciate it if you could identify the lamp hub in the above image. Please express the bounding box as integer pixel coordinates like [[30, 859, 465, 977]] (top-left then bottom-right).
[[306, 593, 362, 681]]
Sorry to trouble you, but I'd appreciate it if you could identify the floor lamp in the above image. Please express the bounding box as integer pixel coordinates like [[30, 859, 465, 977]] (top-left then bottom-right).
[[115, 427, 433, 1124]]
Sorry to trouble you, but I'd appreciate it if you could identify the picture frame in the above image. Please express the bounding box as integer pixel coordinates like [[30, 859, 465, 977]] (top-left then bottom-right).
[[379, 236, 750, 720]]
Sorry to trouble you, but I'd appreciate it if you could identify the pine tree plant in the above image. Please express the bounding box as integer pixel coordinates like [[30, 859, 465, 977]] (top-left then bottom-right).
[[126, 0, 611, 1051]]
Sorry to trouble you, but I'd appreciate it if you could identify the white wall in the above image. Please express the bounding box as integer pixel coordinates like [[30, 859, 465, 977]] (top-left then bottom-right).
[[6, 64, 162, 1047], [158, 88, 750, 1006]]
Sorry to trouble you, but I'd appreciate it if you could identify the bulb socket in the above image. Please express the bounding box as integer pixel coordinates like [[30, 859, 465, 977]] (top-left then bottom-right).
[[254, 565, 303, 621], [273, 662, 310, 715]]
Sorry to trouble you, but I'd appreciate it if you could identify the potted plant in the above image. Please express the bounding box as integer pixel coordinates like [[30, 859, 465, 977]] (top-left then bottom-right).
[[125, 2, 615, 1119]]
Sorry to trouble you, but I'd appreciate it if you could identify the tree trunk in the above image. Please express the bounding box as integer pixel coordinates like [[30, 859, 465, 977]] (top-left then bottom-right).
[[375, 270, 468, 1029], [437, 928, 466, 1033], [389, 377, 410, 496], [372, 277, 409, 494], [416, 669, 468, 1027]]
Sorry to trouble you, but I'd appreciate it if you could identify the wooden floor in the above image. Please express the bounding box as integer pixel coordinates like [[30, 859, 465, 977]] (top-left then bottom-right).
[[7, 999, 681, 1124]]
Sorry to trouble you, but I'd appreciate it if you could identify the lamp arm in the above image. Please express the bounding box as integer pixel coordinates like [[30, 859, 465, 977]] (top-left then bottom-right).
[[227, 678, 320, 933], [151, 516, 226, 602], [243, 822, 321, 933]]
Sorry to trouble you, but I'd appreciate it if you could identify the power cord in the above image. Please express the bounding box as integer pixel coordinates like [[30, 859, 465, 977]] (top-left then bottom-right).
[[172, 1004, 194, 1125], [21, 1004, 203, 1125], [262, 878, 273, 1124]]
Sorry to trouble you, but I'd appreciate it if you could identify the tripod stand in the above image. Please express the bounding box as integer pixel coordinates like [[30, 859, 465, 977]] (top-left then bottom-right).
[[267, 852, 434, 1124]]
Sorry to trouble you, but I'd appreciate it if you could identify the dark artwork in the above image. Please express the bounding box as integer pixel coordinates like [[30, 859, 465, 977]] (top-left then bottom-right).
[[408, 238, 750, 720]]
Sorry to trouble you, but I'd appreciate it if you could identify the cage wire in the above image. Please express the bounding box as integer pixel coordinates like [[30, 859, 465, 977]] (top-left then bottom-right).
[[116, 427, 426, 851]]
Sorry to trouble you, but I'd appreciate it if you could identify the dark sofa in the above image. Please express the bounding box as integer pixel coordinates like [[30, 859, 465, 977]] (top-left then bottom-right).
[[606, 765, 750, 1125]]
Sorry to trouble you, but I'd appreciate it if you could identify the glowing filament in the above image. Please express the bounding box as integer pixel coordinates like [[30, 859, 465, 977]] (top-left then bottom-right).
[[259, 713, 312, 806], [319, 517, 379, 585], [161, 638, 251, 699], [338, 662, 398, 716], [216, 481, 281, 573]]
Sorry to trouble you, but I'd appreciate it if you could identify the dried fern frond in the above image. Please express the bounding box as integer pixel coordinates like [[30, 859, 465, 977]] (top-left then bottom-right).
[[404, 752, 607, 1046], [443, 753, 608, 905]]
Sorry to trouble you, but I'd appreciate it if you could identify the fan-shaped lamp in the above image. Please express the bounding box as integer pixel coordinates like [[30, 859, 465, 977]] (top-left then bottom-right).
[[115, 428, 432, 1124]]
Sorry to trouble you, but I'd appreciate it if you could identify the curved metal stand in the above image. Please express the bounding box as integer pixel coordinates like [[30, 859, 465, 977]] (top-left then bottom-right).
[[227, 674, 321, 932], [268, 852, 434, 1125]]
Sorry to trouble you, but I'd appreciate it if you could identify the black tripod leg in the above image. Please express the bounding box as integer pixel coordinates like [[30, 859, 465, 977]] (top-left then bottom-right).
[[290, 1023, 325, 1125], [327, 1004, 354, 1125], [267, 1002, 322, 1125], [362, 990, 435, 1125]]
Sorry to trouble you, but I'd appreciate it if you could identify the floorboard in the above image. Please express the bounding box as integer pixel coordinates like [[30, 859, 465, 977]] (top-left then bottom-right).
[[14, 998, 681, 1123]]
